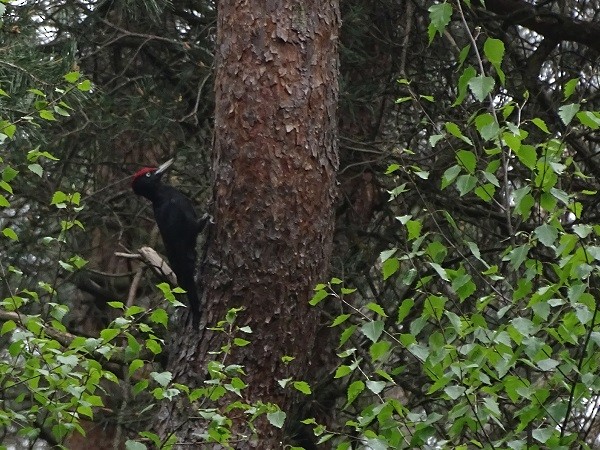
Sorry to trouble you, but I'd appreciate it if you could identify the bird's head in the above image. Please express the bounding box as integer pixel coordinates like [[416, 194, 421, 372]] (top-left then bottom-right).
[[131, 158, 174, 198]]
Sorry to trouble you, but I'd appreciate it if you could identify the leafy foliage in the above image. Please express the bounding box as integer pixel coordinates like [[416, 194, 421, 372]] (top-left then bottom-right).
[[304, 4, 600, 449]]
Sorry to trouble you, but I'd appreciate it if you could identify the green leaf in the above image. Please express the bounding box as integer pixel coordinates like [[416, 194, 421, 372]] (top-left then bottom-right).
[[385, 164, 400, 174], [150, 371, 172, 387], [514, 144, 537, 170], [379, 248, 396, 262], [406, 219, 422, 240], [455, 174, 477, 196], [534, 223, 558, 247], [293, 381, 312, 395], [474, 183, 495, 202], [505, 245, 529, 270], [1, 320, 16, 336], [531, 427, 554, 444], [28, 163, 43, 177], [408, 343, 430, 361], [424, 295, 446, 320], [2, 166, 18, 182], [233, 338, 251, 347], [347, 380, 365, 405], [334, 365, 353, 378], [558, 103, 580, 126], [576, 111, 600, 129], [129, 359, 145, 377], [382, 257, 399, 280], [39, 109, 56, 121], [77, 79, 92, 91], [427, 3, 452, 42], [574, 303, 593, 324], [454, 66, 476, 105], [531, 117, 550, 133], [100, 328, 120, 342], [361, 320, 384, 343], [494, 142, 513, 163], [481, 171, 500, 188], [573, 224, 592, 238], [444, 385, 466, 400], [563, 78, 578, 100], [370, 340, 391, 362], [397, 298, 415, 323], [536, 358, 559, 371], [429, 134, 444, 147], [445, 122, 472, 144], [511, 317, 536, 337], [387, 183, 408, 200], [366, 302, 388, 317], [2, 123, 16, 139], [468, 76, 495, 101], [51, 191, 68, 206], [426, 240, 447, 263], [441, 165, 461, 189], [267, 410, 286, 429], [278, 378, 292, 389], [28, 148, 59, 161], [64, 71, 81, 83], [54, 105, 71, 117], [452, 274, 476, 301], [149, 309, 168, 326], [458, 44, 471, 65], [513, 187, 534, 218], [2, 228, 18, 241], [309, 289, 328, 306], [339, 325, 356, 347], [483, 37, 505, 84], [125, 441, 147, 450], [474, 113, 499, 141], [483, 397, 501, 417], [483, 37, 504, 65], [362, 438, 388, 450], [456, 150, 477, 173], [366, 380, 386, 394], [0, 180, 12, 194], [125, 305, 145, 317], [412, 168, 429, 179], [330, 314, 351, 327], [146, 339, 162, 355], [28, 88, 46, 97]]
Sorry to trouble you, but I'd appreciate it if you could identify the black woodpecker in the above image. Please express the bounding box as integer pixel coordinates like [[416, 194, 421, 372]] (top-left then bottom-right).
[[131, 158, 209, 327]]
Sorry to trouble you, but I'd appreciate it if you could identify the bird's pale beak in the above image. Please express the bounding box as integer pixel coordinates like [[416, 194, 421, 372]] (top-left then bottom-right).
[[155, 158, 174, 175]]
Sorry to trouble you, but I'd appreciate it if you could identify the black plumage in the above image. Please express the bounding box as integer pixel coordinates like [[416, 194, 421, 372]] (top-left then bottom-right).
[[131, 159, 208, 326]]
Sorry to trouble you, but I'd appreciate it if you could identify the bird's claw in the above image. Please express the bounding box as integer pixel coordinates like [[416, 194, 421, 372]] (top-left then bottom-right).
[[201, 213, 215, 224]]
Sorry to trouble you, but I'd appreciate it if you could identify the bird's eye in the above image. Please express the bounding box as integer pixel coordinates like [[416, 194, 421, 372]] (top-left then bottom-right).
[[145, 172, 151, 177]]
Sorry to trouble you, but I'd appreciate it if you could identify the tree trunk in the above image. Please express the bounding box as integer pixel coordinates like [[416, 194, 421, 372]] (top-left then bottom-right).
[[157, 0, 340, 448]]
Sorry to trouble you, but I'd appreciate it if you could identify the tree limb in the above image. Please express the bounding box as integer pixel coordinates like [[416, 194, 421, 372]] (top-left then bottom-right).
[[479, 0, 600, 52]]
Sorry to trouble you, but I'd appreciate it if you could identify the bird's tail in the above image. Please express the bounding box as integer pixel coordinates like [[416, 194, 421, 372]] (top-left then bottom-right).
[[195, 213, 213, 236], [185, 284, 201, 328], [178, 275, 201, 328]]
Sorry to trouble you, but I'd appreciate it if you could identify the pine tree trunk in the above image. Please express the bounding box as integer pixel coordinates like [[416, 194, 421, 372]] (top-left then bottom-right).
[[157, 0, 340, 448]]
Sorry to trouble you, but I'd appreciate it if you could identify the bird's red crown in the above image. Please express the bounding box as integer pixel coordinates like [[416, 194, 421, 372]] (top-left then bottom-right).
[[132, 167, 157, 184]]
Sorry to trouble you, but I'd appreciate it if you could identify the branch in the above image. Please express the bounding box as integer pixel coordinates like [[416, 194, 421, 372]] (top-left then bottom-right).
[[0, 309, 152, 368], [0, 309, 77, 347], [115, 246, 178, 286], [478, 0, 600, 52]]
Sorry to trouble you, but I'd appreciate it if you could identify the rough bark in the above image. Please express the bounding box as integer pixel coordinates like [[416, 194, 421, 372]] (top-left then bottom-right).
[[157, 0, 340, 448]]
